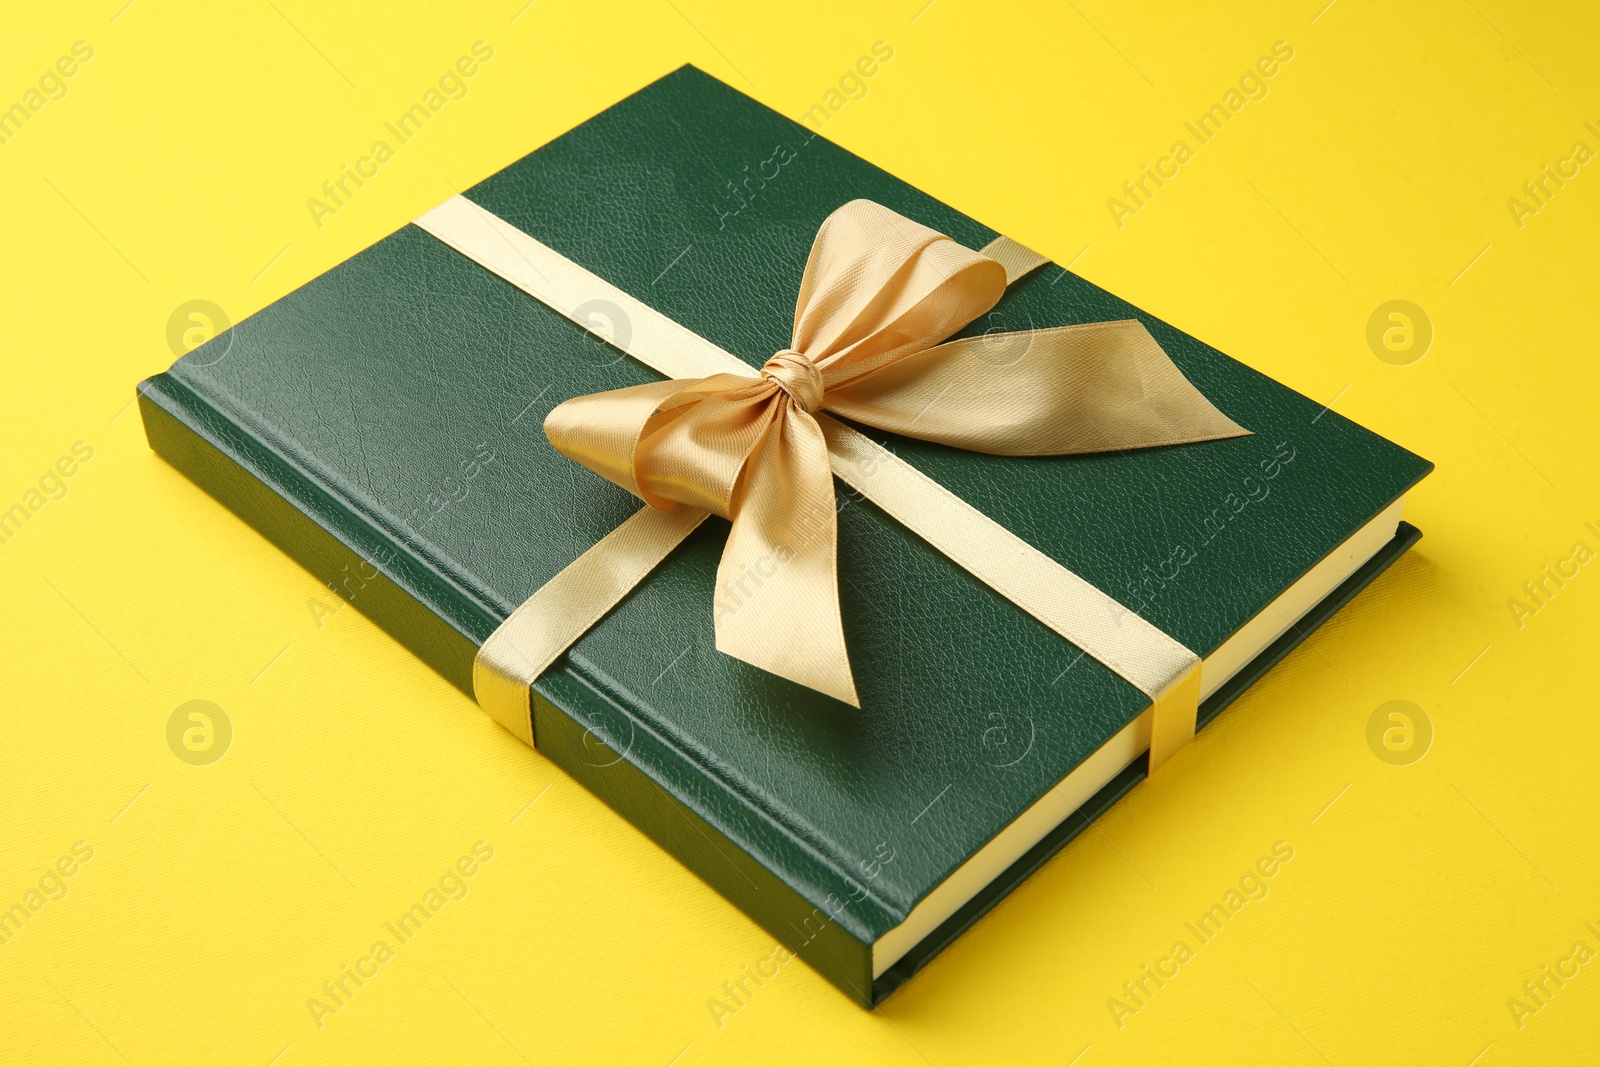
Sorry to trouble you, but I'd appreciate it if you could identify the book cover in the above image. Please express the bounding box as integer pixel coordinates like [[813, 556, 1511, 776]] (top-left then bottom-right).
[[138, 65, 1431, 1005]]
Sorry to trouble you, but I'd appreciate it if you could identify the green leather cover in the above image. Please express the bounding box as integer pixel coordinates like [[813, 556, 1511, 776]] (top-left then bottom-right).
[[138, 65, 1432, 1006]]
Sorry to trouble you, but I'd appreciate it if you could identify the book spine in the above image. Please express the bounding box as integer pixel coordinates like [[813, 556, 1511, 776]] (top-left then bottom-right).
[[138, 371, 901, 1004], [140, 372, 495, 691], [532, 669, 893, 1003]]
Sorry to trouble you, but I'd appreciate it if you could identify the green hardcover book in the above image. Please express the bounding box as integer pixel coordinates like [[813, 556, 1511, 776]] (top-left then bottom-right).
[[138, 65, 1431, 1006]]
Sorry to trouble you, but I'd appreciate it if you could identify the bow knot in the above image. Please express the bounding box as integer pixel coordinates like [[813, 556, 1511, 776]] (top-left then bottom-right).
[[544, 199, 1249, 706], [762, 349, 824, 413]]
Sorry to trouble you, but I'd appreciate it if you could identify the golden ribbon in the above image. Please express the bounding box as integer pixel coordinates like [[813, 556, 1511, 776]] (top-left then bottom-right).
[[414, 196, 1248, 769]]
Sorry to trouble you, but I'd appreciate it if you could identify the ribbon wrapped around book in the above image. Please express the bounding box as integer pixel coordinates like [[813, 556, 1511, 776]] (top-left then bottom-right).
[[413, 196, 1249, 771]]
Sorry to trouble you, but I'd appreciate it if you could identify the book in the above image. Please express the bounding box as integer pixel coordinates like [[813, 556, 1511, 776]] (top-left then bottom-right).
[[138, 64, 1432, 1005]]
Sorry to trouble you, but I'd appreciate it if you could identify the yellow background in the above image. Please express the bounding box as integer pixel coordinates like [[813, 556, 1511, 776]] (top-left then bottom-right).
[[2, 1, 1596, 1062]]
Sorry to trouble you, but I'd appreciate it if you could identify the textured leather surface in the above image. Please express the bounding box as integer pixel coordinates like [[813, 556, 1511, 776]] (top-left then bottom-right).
[[141, 66, 1431, 1005]]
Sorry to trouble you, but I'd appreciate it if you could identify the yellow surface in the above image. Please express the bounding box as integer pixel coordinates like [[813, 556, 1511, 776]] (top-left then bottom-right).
[[2, 1, 1596, 1062]]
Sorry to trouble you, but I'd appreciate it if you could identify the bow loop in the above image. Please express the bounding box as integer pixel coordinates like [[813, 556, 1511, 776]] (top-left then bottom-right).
[[794, 200, 1007, 391]]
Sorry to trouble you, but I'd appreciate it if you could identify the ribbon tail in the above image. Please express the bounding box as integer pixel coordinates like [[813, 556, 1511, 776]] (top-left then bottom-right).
[[825, 319, 1250, 456], [715, 403, 859, 707]]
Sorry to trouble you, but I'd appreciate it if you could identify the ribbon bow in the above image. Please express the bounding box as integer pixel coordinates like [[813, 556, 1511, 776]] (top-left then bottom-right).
[[544, 200, 1247, 706]]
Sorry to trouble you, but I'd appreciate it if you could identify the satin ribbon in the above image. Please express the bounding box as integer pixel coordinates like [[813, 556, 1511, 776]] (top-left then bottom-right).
[[414, 196, 1247, 770]]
